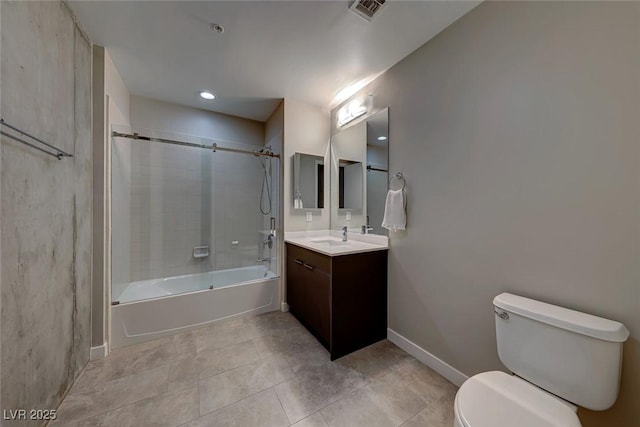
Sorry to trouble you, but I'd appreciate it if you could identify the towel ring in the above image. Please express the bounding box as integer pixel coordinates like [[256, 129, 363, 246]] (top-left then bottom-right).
[[389, 172, 405, 191]]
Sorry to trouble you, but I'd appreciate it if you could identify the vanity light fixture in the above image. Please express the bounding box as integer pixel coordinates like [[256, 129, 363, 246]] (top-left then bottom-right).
[[337, 99, 367, 127], [200, 91, 215, 100], [377, 136, 387, 141]]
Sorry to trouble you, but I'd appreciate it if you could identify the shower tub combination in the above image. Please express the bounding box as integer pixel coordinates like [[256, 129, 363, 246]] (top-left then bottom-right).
[[110, 126, 282, 349], [111, 265, 280, 348]]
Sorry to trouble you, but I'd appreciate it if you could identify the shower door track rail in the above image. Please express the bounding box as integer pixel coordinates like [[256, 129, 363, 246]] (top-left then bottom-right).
[[112, 131, 280, 158]]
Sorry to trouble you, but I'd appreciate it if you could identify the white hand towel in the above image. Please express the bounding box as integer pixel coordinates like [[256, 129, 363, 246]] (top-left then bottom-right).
[[382, 189, 406, 231]]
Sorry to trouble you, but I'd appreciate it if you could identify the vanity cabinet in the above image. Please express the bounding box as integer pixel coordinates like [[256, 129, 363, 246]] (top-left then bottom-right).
[[286, 242, 388, 360]]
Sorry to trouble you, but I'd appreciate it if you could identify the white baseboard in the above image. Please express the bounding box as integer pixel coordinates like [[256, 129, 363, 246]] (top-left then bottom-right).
[[281, 302, 290, 312], [90, 342, 108, 360], [387, 328, 468, 387]]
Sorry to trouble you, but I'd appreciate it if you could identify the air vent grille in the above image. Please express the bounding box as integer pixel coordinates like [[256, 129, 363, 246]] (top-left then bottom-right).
[[348, 0, 387, 22]]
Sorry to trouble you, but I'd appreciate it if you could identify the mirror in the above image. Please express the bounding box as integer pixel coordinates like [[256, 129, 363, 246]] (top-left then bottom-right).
[[338, 159, 363, 210], [293, 152, 325, 209], [364, 109, 389, 235], [331, 108, 388, 235]]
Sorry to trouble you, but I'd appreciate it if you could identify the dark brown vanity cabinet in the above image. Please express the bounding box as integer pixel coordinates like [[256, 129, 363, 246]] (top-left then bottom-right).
[[286, 242, 388, 360]]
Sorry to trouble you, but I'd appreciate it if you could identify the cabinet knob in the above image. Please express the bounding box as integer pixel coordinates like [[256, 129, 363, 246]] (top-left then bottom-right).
[[303, 263, 314, 271], [294, 259, 303, 265]]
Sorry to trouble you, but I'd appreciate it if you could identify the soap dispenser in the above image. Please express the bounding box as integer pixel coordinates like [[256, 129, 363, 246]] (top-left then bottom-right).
[[294, 190, 303, 209]]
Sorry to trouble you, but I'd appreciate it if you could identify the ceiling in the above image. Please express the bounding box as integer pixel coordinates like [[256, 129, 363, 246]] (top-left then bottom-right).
[[70, 1, 479, 121]]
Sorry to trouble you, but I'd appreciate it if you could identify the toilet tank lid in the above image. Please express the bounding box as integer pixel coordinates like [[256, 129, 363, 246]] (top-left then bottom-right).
[[493, 293, 629, 343]]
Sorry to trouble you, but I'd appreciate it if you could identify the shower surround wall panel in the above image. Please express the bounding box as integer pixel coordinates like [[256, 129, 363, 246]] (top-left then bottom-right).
[[211, 147, 266, 271], [0, 1, 92, 423], [126, 140, 208, 283]]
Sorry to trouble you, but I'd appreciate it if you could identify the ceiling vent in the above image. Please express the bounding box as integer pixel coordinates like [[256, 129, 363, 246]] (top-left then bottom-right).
[[348, 0, 388, 22]]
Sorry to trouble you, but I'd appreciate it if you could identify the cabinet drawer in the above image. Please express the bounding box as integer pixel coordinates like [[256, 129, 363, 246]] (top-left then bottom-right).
[[286, 243, 331, 274]]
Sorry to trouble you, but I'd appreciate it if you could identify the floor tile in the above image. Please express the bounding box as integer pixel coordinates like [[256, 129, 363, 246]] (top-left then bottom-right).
[[168, 340, 260, 390], [363, 369, 429, 423], [274, 362, 365, 424], [320, 369, 427, 427], [320, 387, 397, 427], [251, 325, 324, 362], [283, 343, 332, 374], [245, 310, 303, 335], [68, 384, 198, 427], [395, 360, 457, 403], [71, 336, 176, 394], [52, 365, 169, 425], [335, 340, 414, 381], [195, 317, 264, 353], [401, 394, 455, 427], [53, 311, 458, 427], [173, 331, 198, 360], [290, 412, 329, 427], [183, 389, 289, 427], [199, 357, 295, 415]]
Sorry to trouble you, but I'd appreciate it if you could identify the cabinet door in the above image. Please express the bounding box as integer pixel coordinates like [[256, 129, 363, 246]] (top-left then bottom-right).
[[286, 244, 331, 348], [300, 264, 330, 346], [286, 256, 307, 322]]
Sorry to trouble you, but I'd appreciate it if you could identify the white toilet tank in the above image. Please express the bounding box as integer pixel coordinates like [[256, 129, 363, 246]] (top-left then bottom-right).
[[493, 293, 629, 411]]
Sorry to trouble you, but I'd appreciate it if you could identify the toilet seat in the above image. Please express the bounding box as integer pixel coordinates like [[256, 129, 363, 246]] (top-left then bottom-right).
[[454, 371, 581, 427]]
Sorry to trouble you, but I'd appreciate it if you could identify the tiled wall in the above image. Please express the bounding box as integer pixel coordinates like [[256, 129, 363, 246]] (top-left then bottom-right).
[[128, 140, 208, 281], [210, 148, 268, 271]]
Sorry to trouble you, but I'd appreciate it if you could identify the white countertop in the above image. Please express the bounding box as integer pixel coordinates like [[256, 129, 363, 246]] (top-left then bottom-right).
[[284, 230, 389, 256]]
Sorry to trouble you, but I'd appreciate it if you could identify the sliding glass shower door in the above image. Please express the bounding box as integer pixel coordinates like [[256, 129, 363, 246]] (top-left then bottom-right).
[[110, 125, 280, 304]]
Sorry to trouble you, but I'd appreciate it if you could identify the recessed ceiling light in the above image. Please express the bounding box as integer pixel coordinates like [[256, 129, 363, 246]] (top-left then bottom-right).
[[200, 91, 215, 100], [210, 23, 224, 34], [377, 136, 388, 141]]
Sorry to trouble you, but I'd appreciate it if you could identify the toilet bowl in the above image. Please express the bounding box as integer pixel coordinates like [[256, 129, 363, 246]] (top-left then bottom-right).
[[453, 371, 580, 427], [453, 293, 629, 427]]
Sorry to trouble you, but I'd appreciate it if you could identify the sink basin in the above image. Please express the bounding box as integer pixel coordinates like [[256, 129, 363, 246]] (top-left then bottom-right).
[[309, 239, 350, 246]]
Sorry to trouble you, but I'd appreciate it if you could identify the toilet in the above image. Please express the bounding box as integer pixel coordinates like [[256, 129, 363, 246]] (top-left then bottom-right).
[[454, 293, 629, 427]]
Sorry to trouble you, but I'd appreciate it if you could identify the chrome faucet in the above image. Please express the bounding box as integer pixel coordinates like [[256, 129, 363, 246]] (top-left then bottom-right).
[[341, 226, 348, 242], [263, 233, 274, 249], [361, 225, 374, 234]]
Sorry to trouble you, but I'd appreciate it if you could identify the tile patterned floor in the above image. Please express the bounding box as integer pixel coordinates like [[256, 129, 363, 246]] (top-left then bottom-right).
[[52, 312, 457, 427]]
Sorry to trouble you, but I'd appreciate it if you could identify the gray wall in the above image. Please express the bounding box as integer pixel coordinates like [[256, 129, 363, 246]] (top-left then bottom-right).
[[283, 99, 330, 231], [332, 2, 639, 426], [1, 1, 92, 422], [130, 96, 264, 145]]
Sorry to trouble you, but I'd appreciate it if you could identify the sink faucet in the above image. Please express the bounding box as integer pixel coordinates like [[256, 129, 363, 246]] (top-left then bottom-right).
[[361, 225, 374, 234], [341, 226, 348, 242]]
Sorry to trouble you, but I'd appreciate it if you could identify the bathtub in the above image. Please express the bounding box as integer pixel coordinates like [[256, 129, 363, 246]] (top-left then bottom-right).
[[111, 265, 280, 349]]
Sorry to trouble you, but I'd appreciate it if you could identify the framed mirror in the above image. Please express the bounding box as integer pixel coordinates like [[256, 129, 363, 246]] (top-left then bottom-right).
[[292, 152, 324, 209], [330, 108, 388, 235]]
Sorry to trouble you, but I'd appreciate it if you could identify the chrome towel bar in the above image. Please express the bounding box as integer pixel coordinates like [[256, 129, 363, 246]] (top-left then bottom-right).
[[0, 118, 73, 160]]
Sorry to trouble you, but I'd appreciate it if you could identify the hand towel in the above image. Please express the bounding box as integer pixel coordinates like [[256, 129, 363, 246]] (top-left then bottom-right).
[[382, 189, 406, 231]]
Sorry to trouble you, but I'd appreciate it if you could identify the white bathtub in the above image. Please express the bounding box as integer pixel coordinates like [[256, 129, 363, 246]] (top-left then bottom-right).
[[111, 265, 280, 349]]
